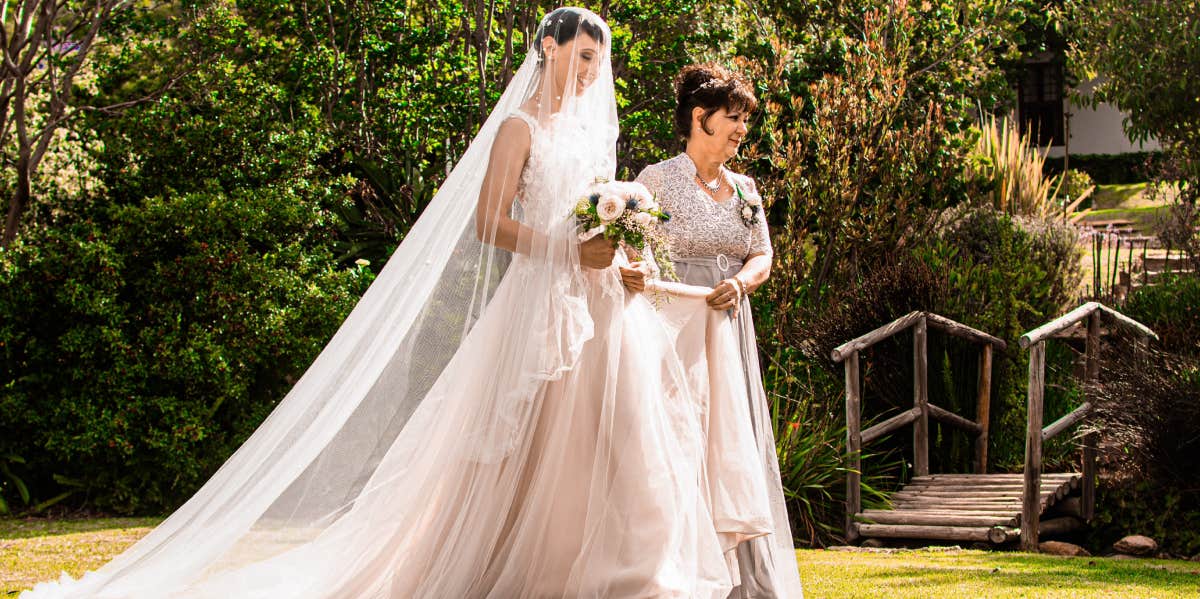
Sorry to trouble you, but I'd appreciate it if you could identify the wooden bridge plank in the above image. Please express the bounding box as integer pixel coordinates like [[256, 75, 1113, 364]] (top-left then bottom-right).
[[857, 524, 1018, 544], [891, 490, 1056, 498], [907, 485, 1076, 494], [866, 509, 1018, 517], [900, 483, 1067, 493], [856, 513, 1017, 527], [911, 473, 1078, 480], [900, 481, 1072, 489]]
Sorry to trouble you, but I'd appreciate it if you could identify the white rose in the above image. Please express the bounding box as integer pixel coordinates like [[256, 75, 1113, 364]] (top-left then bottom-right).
[[744, 193, 762, 207], [596, 195, 625, 222], [742, 206, 754, 220], [633, 211, 653, 227]]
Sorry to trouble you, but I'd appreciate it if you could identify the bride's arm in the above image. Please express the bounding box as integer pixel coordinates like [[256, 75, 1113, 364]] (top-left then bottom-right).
[[475, 118, 615, 268], [475, 118, 536, 253]]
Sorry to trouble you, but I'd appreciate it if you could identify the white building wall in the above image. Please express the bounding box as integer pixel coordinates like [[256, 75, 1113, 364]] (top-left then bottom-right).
[[1047, 78, 1161, 158]]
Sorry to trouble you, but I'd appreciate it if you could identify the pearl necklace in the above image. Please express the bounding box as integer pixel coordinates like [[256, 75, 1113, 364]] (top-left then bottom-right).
[[696, 168, 724, 194]]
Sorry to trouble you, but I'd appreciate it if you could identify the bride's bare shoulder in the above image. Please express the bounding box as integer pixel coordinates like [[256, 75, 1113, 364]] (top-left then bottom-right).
[[493, 115, 533, 156]]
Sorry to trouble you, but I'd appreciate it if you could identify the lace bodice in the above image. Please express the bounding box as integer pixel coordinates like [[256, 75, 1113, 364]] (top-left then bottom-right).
[[506, 110, 615, 228], [635, 153, 772, 261]]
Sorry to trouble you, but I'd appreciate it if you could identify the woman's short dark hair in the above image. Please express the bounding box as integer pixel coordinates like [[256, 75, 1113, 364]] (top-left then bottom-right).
[[673, 63, 758, 139], [535, 8, 606, 60]]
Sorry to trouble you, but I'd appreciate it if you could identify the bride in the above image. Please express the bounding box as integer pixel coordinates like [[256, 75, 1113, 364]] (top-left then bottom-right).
[[24, 8, 799, 598]]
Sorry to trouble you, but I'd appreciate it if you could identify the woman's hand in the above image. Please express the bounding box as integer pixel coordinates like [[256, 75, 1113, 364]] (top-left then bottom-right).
[[706, 278, 741, 313], [579, 236, 617, 269], [619, 261, 652, 292]]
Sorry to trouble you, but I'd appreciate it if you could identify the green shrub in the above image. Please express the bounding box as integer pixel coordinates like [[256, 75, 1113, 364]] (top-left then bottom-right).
[[1058, 169, 1096, 203], [911, 206, 1084, 470], [1086, 346, 1200, 556], [1089, 482, 1200, 558], [0, 185, 372, 513], [1122, 274, 1200, 356], [768, 361, 897, 547], [967, 115, 1062, 218], [1044, 152, 1164, 185]]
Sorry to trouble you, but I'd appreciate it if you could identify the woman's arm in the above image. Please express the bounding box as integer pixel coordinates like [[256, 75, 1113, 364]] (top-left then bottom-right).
[[705, 254, 771, 311], [735, 252, 772, 292], [476, 118, 615, 268], [707, 175, 773, 310]]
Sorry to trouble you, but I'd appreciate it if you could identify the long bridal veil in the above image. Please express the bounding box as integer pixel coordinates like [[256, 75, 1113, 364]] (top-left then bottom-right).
[[22, 8, 658, 598]]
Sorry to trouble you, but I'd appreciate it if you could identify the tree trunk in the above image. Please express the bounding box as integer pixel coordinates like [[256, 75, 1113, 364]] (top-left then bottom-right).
[[2, 153, 30, 247]]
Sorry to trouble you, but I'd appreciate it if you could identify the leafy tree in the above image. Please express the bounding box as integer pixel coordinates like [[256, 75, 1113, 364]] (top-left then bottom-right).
[[1060, 0, 1200, 203], [0, 0, 191, 246], [737, 0, 1033, 319], [1060, 0, 1199, 152]]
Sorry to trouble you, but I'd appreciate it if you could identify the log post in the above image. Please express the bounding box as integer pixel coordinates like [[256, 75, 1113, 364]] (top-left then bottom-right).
[[1082, 312, 1100, 521], [975, 344, 993, 474], [845, 352, 862, 543], [913, 317, 929, 477], [1022, 341, 1046, 551]]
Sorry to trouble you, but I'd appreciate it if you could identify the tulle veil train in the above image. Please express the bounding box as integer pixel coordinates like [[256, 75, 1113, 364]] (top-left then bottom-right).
[[23, 7, 802, 598]]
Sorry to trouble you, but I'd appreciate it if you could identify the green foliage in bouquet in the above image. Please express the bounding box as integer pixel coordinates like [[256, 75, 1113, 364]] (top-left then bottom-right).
[[574, 180, 676, 280]]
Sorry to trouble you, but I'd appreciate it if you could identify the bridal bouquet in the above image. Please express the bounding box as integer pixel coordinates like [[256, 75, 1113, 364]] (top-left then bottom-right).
[[574, 178, 676, 280]]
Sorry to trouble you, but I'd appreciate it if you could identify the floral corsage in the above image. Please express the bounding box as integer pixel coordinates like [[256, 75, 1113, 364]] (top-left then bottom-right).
[[735, 183, 763, 227]]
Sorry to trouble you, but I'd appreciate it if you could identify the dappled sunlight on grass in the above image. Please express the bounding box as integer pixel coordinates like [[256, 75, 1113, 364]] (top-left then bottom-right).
[[1, 517, 161, 594], [1091, 183, 1153, 210], [797, 547, 1200, 598]]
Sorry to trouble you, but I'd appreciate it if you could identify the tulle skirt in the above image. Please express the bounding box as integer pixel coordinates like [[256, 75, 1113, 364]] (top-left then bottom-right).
[[669, 255, 805, 599], [23, 258, 794, 598]]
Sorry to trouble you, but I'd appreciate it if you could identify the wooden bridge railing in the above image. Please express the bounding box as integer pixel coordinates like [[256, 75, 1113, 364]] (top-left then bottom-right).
[[833, 311, 1007, 542], [1018, 302, 1157, 551]]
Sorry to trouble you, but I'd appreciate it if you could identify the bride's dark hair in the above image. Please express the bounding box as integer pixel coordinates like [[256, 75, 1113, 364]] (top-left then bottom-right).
[[535, 7, 606, 61]]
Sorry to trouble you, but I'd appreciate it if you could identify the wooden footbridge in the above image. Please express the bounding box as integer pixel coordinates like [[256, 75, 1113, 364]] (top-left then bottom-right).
[[836, 303, 1157, 551]]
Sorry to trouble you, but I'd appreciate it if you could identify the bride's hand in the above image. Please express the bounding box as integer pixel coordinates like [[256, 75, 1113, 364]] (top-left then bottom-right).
[[579, 236, 617, 269], [705, 279, 740, 312], [619, 261, 652, 292]]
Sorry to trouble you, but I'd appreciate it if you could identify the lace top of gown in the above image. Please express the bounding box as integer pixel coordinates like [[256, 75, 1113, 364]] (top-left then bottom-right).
[[506, 109, 614, 228], [635, 153, 772, 261]]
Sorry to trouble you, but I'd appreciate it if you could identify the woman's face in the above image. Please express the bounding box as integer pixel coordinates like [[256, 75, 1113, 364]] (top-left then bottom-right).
[[692, 106, 751, 162], [543, 32, 602, 97]]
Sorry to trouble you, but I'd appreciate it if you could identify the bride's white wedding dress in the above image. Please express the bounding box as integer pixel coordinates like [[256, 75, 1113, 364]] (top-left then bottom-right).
[[23, 8, 799, 598]]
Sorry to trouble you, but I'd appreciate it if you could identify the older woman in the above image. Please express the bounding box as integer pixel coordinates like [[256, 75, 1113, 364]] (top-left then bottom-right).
[[633, 63, 804, 598]]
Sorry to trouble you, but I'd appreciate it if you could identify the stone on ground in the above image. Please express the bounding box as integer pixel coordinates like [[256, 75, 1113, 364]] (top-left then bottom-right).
[[1112, 535, 1158, 556], [1039, 541, 1091, 557]]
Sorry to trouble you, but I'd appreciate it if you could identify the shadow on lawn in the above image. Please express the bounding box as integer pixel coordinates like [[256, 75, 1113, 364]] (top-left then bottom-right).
[[0, 517, 162, 540]]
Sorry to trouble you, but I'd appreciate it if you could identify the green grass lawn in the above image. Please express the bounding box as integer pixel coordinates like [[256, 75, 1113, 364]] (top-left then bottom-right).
[[1089, 183, 1154, 210], [1078, 182, 1180, 231], [1, 517, 161, 595], [1082, 205, 1168, 223], [3, 518, 1199, 597], [798, 547, 1200, 598]]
